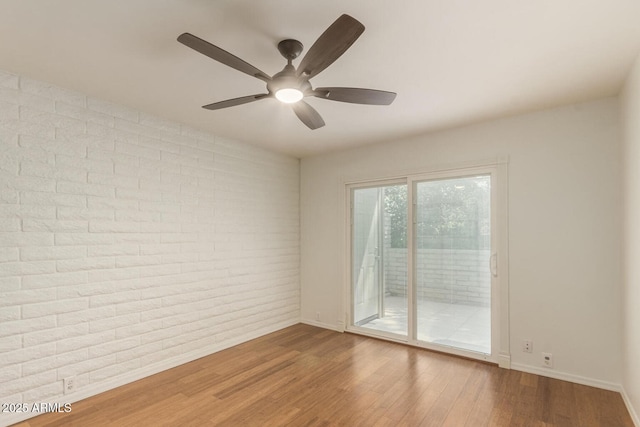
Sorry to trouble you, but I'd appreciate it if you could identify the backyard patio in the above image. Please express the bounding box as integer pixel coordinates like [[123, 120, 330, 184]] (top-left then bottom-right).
[[359, 296, 491, 354]]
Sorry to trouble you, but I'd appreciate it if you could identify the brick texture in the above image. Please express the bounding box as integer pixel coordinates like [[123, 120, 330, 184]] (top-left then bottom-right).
[[0, 69, 300, 409], [384, 248, 491, 306]]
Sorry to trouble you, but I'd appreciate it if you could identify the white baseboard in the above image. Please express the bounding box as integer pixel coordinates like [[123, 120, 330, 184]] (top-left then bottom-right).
[[498, 352, 511, 369], [510, 362, 621, 392], [0, 319, 298, 427], [621, 386, 640, 427], [300, 318, 344, 332]]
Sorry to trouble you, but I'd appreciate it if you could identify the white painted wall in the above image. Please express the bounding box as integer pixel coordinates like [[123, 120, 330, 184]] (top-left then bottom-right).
[[621, 52, 640, 425], [0, 69, 300, 426], [301, 98, 622, 387]]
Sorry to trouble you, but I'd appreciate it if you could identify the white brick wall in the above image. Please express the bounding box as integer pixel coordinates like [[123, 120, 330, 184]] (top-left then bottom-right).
[[0, 69, 300, 424], [384, 248, 491, 306]]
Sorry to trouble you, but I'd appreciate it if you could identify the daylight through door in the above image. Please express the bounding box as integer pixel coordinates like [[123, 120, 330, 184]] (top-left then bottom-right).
[[352, 184, 408, 337]]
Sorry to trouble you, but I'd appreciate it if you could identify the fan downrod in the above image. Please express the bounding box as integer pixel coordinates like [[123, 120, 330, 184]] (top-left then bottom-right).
[[277, 39, 304, 60]]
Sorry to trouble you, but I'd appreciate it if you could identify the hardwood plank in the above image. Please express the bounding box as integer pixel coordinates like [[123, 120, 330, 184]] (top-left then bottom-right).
[[441, 362, 490, 426], [18, 324, 634, 427]]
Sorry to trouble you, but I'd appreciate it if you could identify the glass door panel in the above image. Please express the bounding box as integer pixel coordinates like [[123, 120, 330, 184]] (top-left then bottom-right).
[[414, 175, 491, 354], [352, 184, 407, 337]]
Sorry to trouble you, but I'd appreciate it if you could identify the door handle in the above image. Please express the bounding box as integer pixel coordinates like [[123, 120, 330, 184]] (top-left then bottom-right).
[[490, 253, 498, 277]]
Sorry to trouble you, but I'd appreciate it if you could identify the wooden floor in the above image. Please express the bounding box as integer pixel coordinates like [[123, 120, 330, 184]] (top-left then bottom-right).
[[17, 324, 633, 427]]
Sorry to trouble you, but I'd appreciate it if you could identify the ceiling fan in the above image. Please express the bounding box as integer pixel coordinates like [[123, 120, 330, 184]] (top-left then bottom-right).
[[177, 14, 396, 130]]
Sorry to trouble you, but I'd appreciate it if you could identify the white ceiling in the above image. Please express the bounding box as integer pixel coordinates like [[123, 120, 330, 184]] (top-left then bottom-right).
[[1, 1, 639, 158]]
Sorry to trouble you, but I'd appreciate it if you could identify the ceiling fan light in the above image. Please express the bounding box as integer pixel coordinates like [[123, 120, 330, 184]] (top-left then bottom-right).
[[275, 88, 303, 104]]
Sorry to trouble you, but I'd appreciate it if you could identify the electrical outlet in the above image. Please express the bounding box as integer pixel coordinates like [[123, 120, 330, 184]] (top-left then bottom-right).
[[316, 312, 320, 321], [522, 340, 532, 353], [542, 352, 553, 368], [63, 376, 76, 394]]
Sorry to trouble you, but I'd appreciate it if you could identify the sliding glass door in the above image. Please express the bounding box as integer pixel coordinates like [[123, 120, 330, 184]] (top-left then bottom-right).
[[351, 184, 408, 338], [349, 169, 497, 360], [414, 175, 491, 354]]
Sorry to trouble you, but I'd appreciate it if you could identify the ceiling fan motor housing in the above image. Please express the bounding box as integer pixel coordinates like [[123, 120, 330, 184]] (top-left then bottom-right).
[[268, 65, 311, 97]]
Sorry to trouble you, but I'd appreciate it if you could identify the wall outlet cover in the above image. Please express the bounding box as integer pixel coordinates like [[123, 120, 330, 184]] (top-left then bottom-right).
[[63, 377, 75, 394]]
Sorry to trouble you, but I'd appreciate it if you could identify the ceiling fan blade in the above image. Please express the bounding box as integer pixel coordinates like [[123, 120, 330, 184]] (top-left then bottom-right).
[[292, 101, 325, 130], [314, 87, 397, 105], [202, 94, 269, 110], [296, 14, 365, 79], [178, 33, 271, 82]]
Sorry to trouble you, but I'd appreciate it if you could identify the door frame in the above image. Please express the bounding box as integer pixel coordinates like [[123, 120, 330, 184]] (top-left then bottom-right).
[[343, 159, 511, 367]]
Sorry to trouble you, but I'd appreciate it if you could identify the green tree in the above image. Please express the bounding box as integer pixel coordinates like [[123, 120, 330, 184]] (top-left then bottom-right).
[[383, 177, 490, 250], [383, 185, 407, 248]]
